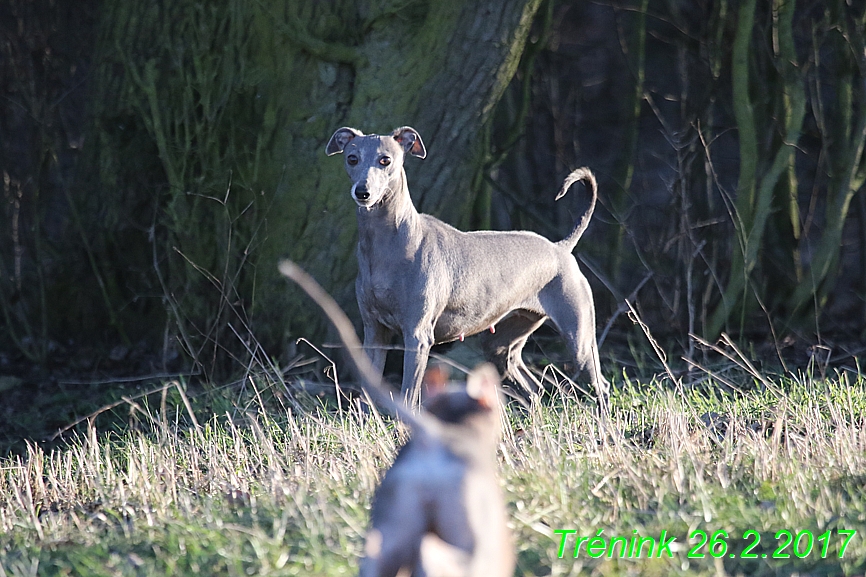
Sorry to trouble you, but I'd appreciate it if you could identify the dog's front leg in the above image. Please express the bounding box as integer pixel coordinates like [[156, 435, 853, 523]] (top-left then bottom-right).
[[401, 327, 434, 405], [362, 320, 391, 375]]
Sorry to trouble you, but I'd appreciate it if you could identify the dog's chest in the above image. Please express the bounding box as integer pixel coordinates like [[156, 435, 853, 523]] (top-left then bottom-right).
[[357, 266, 403, 330], [367, 291, 401, 330]]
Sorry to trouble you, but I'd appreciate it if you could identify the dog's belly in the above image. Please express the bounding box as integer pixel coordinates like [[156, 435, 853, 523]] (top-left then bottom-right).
[[363, 281, 492, 338], [434, 302, 541, 343], [434, 311, 495, 342]]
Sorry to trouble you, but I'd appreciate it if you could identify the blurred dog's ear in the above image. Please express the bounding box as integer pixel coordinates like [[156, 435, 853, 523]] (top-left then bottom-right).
[[423, 365, 450, 398], [466, 363, 500, 409]]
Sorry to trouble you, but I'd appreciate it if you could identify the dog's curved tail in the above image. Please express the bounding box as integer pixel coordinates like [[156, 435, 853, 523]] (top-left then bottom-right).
[[555, 167, 598, 252]]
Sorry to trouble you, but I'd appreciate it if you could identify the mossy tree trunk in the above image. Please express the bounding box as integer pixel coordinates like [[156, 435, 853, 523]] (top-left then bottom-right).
[[83, 0, 542, 376]]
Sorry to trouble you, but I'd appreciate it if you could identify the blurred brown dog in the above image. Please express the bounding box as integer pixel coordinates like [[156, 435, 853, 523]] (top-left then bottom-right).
[[279, 261, 514, 577]]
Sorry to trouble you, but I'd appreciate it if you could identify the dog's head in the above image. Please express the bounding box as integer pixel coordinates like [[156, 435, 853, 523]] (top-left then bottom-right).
[[326, 126, 426, 208], [421, 363, 503, 446]]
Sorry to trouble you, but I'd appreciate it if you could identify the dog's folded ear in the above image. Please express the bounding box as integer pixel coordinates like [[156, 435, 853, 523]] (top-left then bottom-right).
[[466, 363, 501, 409], [392, 126, 427, 159], [422, 365, 450, 398], [326, 127, 364, 156]]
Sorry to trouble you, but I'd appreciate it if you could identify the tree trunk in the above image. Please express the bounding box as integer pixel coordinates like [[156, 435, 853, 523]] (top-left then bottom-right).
[[80, 0, 542, 374]]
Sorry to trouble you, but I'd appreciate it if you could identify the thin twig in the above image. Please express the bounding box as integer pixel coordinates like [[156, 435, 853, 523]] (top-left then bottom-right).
[[57, 372, 198, 386], [296, 337, 343, 413], [51, 382, 175, 440], [173, 380, 201, 431], [598, 270, 653, 348], [680, 357, 744, 393], [689, 332, 781, 395], [626, 300, 680, 387]]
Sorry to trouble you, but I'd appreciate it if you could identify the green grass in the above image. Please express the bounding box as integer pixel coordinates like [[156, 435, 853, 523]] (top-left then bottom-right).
[[2, 367, 866, 576]]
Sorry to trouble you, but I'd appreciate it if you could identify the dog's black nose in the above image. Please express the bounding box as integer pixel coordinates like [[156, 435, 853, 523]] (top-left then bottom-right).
[[355, 185, 370, 201]]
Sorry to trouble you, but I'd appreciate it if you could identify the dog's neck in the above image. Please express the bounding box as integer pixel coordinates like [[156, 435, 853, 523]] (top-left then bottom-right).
[[356, 167, 421, 253]]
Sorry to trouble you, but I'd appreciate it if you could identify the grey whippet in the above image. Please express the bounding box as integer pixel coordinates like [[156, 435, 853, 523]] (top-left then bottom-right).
[[326, 126, 608, 406]]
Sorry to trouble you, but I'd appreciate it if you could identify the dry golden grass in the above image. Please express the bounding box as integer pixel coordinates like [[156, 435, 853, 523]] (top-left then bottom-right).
[[1, 365, 865, 576]]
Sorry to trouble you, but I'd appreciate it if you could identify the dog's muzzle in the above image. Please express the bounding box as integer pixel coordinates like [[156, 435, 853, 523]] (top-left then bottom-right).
[[352, 183, 376, 207], [354, 184, 370, 201]]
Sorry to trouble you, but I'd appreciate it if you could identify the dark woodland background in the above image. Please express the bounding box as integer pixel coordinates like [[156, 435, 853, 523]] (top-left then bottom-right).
[[1, 0, 865, 438]]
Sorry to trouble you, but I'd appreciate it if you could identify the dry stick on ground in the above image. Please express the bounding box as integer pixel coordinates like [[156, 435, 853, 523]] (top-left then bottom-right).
[[689, 333, 781, 395], [50, 380, 200, 440], [680, 355, 744, 394], [316, 342, 474, 377], [296, 337, 344, 413]]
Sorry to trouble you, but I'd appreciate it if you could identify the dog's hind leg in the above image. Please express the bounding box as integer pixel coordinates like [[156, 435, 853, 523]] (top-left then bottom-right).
[[480, 312, 546, 397], [540, 268, 609, 410]]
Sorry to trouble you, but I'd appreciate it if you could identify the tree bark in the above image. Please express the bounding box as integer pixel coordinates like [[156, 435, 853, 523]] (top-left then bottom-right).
[[82, 0, 542, 372]]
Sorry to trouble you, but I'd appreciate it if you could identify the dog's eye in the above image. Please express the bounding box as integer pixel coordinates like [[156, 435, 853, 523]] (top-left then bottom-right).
[[347, 154, 359, 166], [379, 156, 391, 166]]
